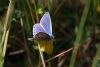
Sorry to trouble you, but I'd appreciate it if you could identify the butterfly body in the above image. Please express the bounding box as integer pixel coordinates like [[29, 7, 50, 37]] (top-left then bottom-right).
[[35, 32, 51, 41]]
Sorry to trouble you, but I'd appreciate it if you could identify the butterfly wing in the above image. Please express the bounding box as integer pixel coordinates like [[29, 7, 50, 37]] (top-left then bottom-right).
[[33, 23, 45, 38], [40, 12, 52, 36]]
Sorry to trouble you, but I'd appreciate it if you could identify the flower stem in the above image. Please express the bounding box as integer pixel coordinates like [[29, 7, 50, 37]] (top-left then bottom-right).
[[38, 43, 46, 67]]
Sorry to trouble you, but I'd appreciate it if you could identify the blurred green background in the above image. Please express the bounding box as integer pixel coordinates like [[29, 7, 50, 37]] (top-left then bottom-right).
[[0, 0, 100, 67]]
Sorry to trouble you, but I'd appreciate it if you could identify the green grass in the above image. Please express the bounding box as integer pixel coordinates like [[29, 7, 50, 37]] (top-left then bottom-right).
[[69, 0, 91, 67], [0, 0, 15, 67], [0, 0, 100, 67]]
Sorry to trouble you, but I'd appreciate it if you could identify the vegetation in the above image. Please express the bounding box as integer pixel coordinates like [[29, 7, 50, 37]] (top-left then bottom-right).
[[0, 0, 100, 67]]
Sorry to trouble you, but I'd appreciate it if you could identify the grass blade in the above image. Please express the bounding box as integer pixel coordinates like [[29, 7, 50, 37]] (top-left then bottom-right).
[[0, 0, 15, 67], [69, 0, 91, 67]]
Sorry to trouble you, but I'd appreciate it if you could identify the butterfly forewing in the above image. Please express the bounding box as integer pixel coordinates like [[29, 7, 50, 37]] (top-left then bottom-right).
[[40, 12, 52, 37]]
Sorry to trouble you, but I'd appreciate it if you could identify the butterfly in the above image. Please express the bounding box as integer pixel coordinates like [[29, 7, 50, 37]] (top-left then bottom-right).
[[33, 12, 53, 55]]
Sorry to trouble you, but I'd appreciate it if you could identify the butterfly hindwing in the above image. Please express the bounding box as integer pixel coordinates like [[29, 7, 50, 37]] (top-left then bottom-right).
[[33, 23, 45, 38]]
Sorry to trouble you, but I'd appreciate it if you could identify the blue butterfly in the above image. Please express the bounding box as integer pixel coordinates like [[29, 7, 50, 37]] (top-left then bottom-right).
[[33, 12, 53, 40], [32, 12, 53, 55]]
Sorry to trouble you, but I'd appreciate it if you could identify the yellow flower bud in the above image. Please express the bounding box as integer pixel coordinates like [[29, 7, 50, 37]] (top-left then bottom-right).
[[38, 40, 53, 55]]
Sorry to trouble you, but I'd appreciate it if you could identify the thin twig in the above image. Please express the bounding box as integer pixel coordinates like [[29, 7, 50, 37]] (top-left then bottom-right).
[[25, 0, 35, 24], [45, 48, 72, 63], [54, 0, 66, 15], [54, 24, 69, 37], [20, 18, 33, 67], [32, 0, 39, 23], [9, 49, 24, 55]]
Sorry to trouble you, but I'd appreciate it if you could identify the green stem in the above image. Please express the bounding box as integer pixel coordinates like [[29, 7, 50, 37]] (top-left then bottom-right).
[[0, 0, 15, 67], [92, 44, 100, 67], [25, 0, 35, 24], [20, 0, 31, 36], [69, 0, 91, 67], [48, 55, 52, 67], [38, 43, 46, 67], [48, 0, 53, 12], [0, 29, 10, 67], [0, 0, 15, 47], [33, 1, 39, 23], [48, 61, 51, 67], [38, 55, 41, 67]]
